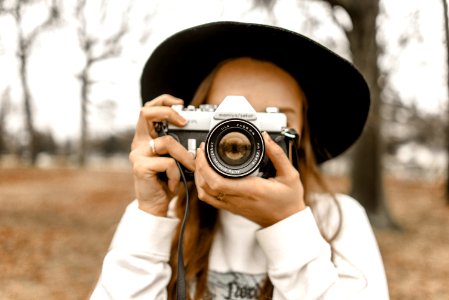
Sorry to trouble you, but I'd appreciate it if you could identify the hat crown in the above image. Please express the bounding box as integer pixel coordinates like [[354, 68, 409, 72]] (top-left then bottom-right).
[[141, 21, 370, 163]]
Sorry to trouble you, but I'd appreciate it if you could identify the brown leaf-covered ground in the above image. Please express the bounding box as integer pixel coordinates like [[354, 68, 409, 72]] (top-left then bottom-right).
[[0, 167, 448, 299]]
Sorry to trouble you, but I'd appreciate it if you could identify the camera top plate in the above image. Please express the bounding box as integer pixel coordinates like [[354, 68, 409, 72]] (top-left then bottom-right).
[[168, 96, 287, 132]]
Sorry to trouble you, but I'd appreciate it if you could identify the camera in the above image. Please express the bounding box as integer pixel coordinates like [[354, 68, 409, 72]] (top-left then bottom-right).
[[156, 96, 298, 179]]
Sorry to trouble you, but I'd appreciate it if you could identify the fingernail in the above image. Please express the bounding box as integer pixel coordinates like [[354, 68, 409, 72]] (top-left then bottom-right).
[[196, 145, 203, 157], [200, 142, 205, 150], [180, 117, 188, 126], [263, 131, 272, 141]]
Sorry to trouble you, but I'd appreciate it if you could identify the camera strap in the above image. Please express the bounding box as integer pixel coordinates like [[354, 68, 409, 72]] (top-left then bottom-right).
[[282, 128, 300, 170], [154, 122, 189, 300], [176, 169, 189, 300]]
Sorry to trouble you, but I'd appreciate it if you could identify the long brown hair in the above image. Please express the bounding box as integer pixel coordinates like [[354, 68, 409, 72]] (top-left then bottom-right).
[[167, 58, 342, 299]]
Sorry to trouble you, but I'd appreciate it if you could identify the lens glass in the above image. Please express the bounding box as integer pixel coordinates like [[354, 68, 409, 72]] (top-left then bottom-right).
[[205, 118, 264, 178], [217, 132, 252, 166]]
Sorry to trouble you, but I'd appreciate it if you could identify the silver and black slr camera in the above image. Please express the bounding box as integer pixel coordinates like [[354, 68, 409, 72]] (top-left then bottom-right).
[[156, 96, 298, 179]]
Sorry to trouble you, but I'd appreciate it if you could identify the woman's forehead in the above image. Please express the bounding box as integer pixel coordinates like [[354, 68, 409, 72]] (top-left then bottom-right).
[[206, 58, 304, 132], [207, 58, 304, 109]]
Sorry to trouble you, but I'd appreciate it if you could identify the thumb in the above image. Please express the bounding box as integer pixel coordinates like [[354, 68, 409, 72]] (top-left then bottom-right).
[[263, 131, 294, 177]]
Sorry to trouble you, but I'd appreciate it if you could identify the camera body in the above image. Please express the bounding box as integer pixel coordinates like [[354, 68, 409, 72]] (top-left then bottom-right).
[[156, 96, 297, 179]]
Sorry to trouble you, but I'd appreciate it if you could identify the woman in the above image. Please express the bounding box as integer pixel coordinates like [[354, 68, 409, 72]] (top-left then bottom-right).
[[91, 22, 389, 299]]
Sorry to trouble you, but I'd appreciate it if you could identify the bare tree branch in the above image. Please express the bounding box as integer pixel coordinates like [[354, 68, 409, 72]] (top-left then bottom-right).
[[6, 0, 61, 164], [251, 0, 276, 9], [75, 0, 133, 166], [440, 0, 449, 203]]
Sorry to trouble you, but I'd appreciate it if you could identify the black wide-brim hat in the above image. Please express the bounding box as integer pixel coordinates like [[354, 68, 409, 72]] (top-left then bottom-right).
[[141, 21, 370, 163]]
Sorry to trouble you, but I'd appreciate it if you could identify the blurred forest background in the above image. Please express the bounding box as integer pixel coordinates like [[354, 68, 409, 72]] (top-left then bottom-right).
[[1, 0, 449, 299]]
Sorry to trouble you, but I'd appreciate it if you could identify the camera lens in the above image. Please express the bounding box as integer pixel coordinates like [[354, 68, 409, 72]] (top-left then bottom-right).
[[205, 118, 264, 178], [218, 132, 252, 166]]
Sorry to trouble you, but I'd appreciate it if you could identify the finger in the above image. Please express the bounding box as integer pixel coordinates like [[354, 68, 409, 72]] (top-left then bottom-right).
[[263, 131, 296, 177], [195, 145, 227, 191], [133, 156, 181, 192], [141, 106, 187, 127], [133, 156, 179, 178], [130, 136, 195, 172], [196, 143, 272, 202], [194, 169, 228, 206], [132, 112, 151, 147], [167, 166, 181, 193], [133, 95, 187, 145], [195, 145, 252, 194], [143, 94, 184, 138], [194, 164, 220, 198], [132, 107, 186, 147], [144, 94, 184, 107], [197, 190, 229, 209], [134, 106, 187, 143], [151, 135, 195, 172], [194, 168, 209, 199]]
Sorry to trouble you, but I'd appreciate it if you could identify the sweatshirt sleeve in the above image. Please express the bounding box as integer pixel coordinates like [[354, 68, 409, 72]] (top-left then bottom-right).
[[256, 194, 389, 300], [90, 200, 179, 300]]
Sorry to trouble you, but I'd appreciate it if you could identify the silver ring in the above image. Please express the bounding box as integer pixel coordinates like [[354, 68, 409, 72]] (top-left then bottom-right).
[[216, 192, 225, 201], [149, 139, 157, 155]]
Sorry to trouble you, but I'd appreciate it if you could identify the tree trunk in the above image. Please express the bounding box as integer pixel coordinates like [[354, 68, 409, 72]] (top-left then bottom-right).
[[313, 0, 395, 227], [78, 68, 89, 167], [11, 0, 60, 166], [442, 0, 449, 203], [19, 47, 38, 165], [0, 90, 10, 154], [75, 0, 131, 167], [342, 0, 396, 227]]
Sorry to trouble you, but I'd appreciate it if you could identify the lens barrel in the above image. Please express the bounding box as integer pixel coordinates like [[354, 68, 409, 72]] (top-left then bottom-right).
[[205, 118, 264, 178]]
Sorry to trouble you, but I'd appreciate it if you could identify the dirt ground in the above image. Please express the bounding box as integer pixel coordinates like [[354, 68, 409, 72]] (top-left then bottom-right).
[[0, 167, 448, 300]]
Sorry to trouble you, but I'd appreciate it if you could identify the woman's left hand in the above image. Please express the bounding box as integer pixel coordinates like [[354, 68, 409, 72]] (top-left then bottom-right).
[[195, 131, 306, 227]]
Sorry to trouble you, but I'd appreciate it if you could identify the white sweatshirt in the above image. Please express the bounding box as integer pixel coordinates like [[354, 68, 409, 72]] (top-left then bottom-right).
[[91, 194, 389, 299]]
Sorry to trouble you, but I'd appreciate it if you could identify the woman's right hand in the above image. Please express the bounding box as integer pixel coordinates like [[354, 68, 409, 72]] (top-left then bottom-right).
[[129, 94, 195, 216]]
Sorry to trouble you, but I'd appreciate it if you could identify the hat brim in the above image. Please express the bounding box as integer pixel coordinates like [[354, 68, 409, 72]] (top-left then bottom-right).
[[140, 21, 370, 163]]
